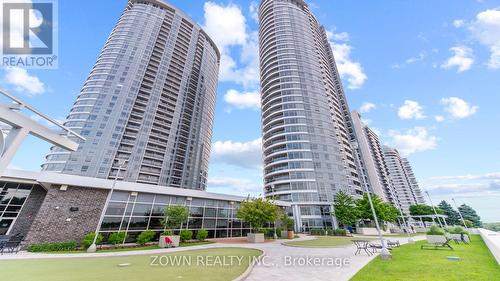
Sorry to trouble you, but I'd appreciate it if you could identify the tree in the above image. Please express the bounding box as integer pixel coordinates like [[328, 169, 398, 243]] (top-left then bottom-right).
[[237, 198, 280, 233], [162, 205, 189, 235], [458, 204, 482, 227], [279, 211, 295, 231], [437, 200, 460, 225], [409, 204, 443, 221], [333, 191, 359, 227], [356, 193, 399, 224]]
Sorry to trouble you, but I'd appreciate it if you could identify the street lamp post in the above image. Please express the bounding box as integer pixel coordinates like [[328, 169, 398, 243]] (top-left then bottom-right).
[[425, 190, 443, 228], [396, 203, 414, 243], [452, 198, 468, 229], [87, 159, 127, 253], [364, 190, 391, 259]]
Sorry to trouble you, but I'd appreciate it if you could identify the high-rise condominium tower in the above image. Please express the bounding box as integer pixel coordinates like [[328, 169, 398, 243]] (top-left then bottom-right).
[[383, 146, 425, 214], [259, 0, 363, 229], [42, 0, 220, 190], [351, 111, 394, 203]]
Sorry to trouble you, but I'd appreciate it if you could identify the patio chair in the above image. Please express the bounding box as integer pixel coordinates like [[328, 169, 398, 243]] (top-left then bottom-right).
[[420, 237, 454, 250], [387, 240, 400, 248], [369, 242, 394, 253], [352, 240, 372, 256], [0, 236, 24, 254]]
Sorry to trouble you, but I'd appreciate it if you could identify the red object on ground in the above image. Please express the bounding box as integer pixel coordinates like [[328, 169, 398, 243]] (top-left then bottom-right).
[[164, 236, 172, 245]]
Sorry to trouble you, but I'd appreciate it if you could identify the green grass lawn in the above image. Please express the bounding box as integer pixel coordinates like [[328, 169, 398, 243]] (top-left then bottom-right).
[[285, 236, 373, 248], [351, 235, 500, 281], [0, 247, 262, 281]]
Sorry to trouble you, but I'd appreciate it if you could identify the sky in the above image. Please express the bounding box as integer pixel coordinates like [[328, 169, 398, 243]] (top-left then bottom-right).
[[1, 0, 499, 222]]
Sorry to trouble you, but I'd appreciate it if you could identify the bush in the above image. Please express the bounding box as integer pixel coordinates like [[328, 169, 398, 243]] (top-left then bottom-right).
[[196, 229, 208, 241], [335, 229, 347, 236], [310, 229, 326, 236], [136, 230, 155, 245], [450, 226, 467, 234], [27, 241, 77, 252], [426, 225, 445, 235], [108, 231, 127, 245], [263, 228, 276, 238], [81, 232, 104, 249], [180, 230, 193, 242]]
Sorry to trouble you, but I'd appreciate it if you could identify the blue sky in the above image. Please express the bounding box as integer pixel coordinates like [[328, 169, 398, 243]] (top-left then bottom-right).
[[1, 0, 499, 222]]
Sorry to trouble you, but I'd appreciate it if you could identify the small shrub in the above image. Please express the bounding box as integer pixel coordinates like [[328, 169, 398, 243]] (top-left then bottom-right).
[[310, 229, 326, 236], [426, 225, 445, 235], [335, 229, 347, 236], [108, 231, 127, 245], [263, 228, 276, 238], [180, 230, 193, 242], [196, 229, 208, 241], [136, 230, 155, 245], [163, 230, 173, 235], [81, 232, 104, 249], [27, 241, 77, 252]]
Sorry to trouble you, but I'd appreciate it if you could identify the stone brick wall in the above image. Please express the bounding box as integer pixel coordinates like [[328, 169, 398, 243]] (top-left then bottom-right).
[[9, 184, 46, 238], [23, 185, 108, 246]]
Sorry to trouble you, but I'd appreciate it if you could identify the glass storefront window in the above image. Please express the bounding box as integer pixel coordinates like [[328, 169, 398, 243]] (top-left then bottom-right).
[[204, 208, 216, 218], [101, 216, 122, 231], [105, 202, 126, 216], [132, 203, 152, 216], [203, 219, 216, 229], [110, 191, 129, 201], [127, 217, 149, 230]]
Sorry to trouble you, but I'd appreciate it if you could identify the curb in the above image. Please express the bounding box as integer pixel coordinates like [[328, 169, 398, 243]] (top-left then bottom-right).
[[232, 250, 265, 281]]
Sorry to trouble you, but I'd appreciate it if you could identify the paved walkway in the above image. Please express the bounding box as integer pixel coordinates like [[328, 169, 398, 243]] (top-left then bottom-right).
[[0, 234, 425, 281]]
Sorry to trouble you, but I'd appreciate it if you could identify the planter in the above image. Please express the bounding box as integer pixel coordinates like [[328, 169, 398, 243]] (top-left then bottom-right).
[[426, 235, 447, 244], [356, 227, 390, 235], [159, 235, 180, 248], [287, 230, 294, 239], [247, 233, 265, 243]]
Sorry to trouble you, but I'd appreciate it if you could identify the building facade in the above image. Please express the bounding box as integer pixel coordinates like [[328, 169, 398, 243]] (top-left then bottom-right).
[[259, 0, 363, 230], [382, 146, 425, 215], [350, 111, 395, 203], [42, 0, 220, 190], [0, 169, 290, 243]]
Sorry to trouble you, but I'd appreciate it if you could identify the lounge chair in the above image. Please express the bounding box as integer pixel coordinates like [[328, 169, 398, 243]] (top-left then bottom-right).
[[420, 237, 454, 250]]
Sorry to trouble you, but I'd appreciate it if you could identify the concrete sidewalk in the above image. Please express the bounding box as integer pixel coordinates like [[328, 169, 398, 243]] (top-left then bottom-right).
[[244, 235, 425, 281]]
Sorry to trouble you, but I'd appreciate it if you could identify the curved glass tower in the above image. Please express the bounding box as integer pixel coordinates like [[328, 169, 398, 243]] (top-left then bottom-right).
[[42, 0, 220, 190], [259, 0, 363, 230]]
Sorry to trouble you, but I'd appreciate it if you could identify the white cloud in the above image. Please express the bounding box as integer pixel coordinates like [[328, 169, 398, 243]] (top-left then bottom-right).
[[203, 2, 259, 87], [405, 52, 426, 64], [441, 46, 474, 73], [440, 97, 478, 119], [249, 1, 259, 23], [387, 127, 438, 155], [427, 172, 500, 181], [398, 100, 426, 120], [4, 67, 45, 95], [470, 8, 500, 69], [211, 138, 262, 169], [224, 89, 260, 110], [208, 176, 261, 193], [453, 19, 465, 28], [326, 30, 367, 89], [359, 102, 376, 113], [434, 115, 445, 122]]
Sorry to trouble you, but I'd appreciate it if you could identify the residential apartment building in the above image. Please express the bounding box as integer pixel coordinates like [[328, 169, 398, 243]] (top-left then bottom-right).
[[42, 0, 220, 190], [259, 0, 363, 230], [350, 111, 395, 203], [383, 146, 425, 214]]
